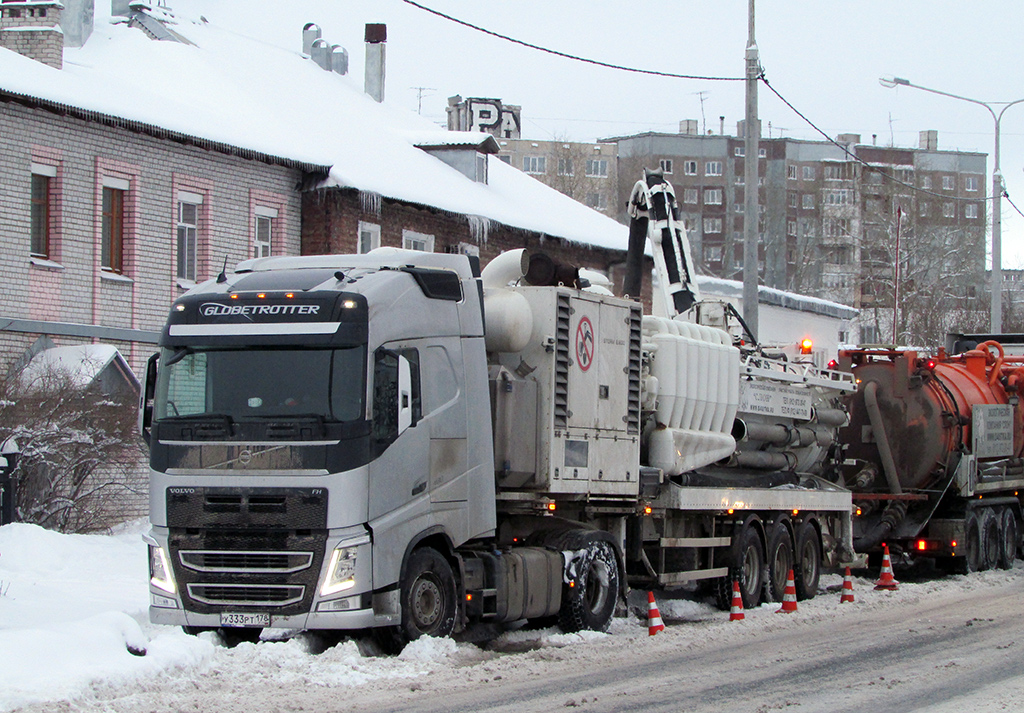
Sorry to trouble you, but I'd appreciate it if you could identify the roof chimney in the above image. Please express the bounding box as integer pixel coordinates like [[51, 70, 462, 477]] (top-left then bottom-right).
[[919, 130, 938, 151], [63, 0, 94, 48], [0, 0, 64, 69], [364, 23, 386, 103]]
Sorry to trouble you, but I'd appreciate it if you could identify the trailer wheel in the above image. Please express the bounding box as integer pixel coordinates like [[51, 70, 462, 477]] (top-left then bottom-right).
[[729, 522, 765, 610], [980, 509, 1001, 571], [999, 508, 1018, 569], [963, 512, 982, 573], [557, 535, 620, 634], [765, 520, 794, 603], [396, 547, 458, 644], [793, 521, 821, 601]]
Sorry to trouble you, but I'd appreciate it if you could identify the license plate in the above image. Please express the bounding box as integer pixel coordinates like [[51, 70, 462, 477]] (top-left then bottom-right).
[[220, 612, 270, 628]]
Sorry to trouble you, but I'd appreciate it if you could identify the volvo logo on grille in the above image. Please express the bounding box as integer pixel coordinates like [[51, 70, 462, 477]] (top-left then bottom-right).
[[238, 449, 252, 466]]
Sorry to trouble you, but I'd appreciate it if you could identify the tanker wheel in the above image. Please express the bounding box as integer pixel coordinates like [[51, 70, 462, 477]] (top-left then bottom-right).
[[556, 533, 620, 634], [980, 509, 1001, 571], [730, 522, 765, 610], [793, 521, 821, 601], [999, 508, 1019, 569], [963, 512, 982, 573], [765, 520, 794, 603]]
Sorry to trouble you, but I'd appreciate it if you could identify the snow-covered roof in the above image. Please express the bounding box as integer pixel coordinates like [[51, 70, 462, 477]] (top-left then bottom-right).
[[19, 344, 138, 390], [696, 275, 857, 319], [0, 4, 628, 251]]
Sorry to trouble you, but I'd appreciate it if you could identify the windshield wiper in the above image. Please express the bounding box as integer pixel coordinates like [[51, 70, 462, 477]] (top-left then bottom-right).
[[164, 347, 194, 367]]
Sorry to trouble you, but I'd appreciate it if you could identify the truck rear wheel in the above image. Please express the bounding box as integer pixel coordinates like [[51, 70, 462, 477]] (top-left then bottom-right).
[[729, 521, 765, 610], [980, 509, 1000, 571], [765, 520, 794, 603], [556, 533, 620, 634], [793, 521, 821, 601], [999, 508, 1018, 569], [963, 512, 982, 573]]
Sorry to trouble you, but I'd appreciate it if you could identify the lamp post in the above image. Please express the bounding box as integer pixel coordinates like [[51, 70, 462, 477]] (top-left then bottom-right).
[[879, 76, 1024, 333]]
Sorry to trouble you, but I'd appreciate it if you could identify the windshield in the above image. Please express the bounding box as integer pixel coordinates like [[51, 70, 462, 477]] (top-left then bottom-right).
[[154, 346, 366, 422]]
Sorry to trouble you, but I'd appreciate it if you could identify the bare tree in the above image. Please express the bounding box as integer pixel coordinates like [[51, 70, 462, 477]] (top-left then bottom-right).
[[0, 355, 144, 533]]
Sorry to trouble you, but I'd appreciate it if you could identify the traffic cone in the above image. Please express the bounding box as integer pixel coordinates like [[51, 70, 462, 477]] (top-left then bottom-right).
[[775, 570, 798, 613], [729, 579, 745, 621], [874, 544, 900, 591], [647, 591, 665, 636], [840, 566, 855, 603]]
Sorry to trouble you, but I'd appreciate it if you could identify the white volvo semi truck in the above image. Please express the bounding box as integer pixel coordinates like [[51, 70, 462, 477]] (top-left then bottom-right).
[[141, 172, 856, 647]]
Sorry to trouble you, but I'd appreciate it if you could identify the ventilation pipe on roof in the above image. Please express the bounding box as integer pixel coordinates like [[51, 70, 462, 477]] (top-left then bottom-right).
[[302, 23, 321, 55], [63, 0, 94, 48], [310, 38, 330, 70], [364, 23, 386, 103], [330, 45, 348, 75]]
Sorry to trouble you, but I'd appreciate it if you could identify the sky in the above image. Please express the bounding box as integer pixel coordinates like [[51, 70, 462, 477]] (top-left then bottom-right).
[[170, 0, 1024, 266]]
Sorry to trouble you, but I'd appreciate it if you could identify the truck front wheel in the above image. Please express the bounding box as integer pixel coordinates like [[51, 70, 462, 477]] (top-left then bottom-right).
[[558, 535, 620, 633], [400, 547, 458, 642]]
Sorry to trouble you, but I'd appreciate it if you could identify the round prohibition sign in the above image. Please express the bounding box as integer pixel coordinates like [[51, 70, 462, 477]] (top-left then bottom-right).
[[575, 316, 595, 371]]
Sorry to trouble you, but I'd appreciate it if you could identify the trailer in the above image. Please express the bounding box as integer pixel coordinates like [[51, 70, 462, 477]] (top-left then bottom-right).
[[140, 171, 856, 647]]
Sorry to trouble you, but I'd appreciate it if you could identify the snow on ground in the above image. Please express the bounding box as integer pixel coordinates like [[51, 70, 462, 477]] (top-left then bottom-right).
[[1, 521, 1022, 712]]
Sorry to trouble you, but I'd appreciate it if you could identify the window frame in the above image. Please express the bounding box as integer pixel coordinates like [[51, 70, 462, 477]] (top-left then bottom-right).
[[705, 161, 723, 177], [585, 158, 608, 178], [176, 195, 201, 282], [358, 221, 381, 254], [683, 160, 698, 176], [523, 155, 546, 175], [402, 229, 435, 252], [101, 184, 126, 273], [30, 169, 54, 258]]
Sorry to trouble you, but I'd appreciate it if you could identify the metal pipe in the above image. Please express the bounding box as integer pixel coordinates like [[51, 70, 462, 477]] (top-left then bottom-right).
[[725, 450, 797, 470], [863, 381, 902, 495]]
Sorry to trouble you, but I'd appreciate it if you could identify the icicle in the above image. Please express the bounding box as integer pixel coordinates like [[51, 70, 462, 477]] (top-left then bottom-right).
[[467, 215, 490, 244], [359, 190, 382, 216]]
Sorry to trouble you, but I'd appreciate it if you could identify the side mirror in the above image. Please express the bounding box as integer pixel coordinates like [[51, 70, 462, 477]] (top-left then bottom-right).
[[139, 352, 158, 445]]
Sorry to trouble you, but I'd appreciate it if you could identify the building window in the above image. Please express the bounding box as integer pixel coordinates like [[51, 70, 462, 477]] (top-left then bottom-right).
[[942, 175, 954, 190], [557, 158, 574, 176], [788, 192, 797, 208], [734, 147, 744, 157], [523, 156, 546, 174], [824, 218, 850, 237], [402, 229, 434, 252], [758, 148, 767, 158], [659, 159, 673, 174], [703, 217, 722, 234], [683, 160, 698, 176], [704, 245, 722, 262], [683, 188, 698, 204], [965, 176, 979, 192], [735, 203, 744, 214], [919, 201, 929, 217], [705, 161, 723, 177], [176, 198, 200, 282], [921, 175, 932, 190], [825, 190, 851, 206], [31, 171, 53, 258], [943, 202, 955, 218], [101, 185, 126, 273], [787, 165, 797, 180], [498, 155, 511, 164], [704, 188, 723, 205], [358, 221, 381, 254], [802, 166, 815, 180], [965, 203, 979, 219], [585, 159, 608, 177], [476, 153, 488, 184], [586, 192, 607, 210], [802, 194, 815, 209], [254, 206, 277, 258]]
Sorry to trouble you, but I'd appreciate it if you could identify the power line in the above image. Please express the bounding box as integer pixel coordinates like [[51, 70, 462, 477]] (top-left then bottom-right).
[[401, 0, 744, 82]]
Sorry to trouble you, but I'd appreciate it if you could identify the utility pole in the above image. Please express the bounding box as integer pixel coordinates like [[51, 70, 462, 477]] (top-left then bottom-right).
[[410, 86, 436, 115], [743, 0, 760, 341]]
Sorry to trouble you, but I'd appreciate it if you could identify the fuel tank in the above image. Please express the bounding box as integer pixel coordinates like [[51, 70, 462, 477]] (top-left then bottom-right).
[[840, 344, 1024, 493]]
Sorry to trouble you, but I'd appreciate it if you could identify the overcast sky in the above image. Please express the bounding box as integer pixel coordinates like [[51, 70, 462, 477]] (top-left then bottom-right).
[[187, 0, 1024, 265]]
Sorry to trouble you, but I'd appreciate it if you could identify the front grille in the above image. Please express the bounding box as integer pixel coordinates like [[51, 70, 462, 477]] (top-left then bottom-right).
[[179, 550, 314, 574], [187, 583, 305, 607]]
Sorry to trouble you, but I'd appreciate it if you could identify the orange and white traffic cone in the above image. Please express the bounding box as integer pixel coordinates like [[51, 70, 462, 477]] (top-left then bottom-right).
[[776, 570, 798, 613], [729, 579, 745, 621], [840, 566, 855, 603], [647, 591, 665, 636], [874, 544, 900, 591]]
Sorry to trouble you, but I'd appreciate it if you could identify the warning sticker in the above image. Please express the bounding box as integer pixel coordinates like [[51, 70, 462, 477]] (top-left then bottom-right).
[[575, 317, 595, 372]]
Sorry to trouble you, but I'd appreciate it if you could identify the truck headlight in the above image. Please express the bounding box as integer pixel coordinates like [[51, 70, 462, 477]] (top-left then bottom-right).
[[149, 545, 176, 595], [320, 535, 370, 597]]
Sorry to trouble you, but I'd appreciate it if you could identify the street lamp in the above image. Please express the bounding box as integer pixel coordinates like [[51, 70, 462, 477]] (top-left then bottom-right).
[[879, 76, 1024, 333]]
